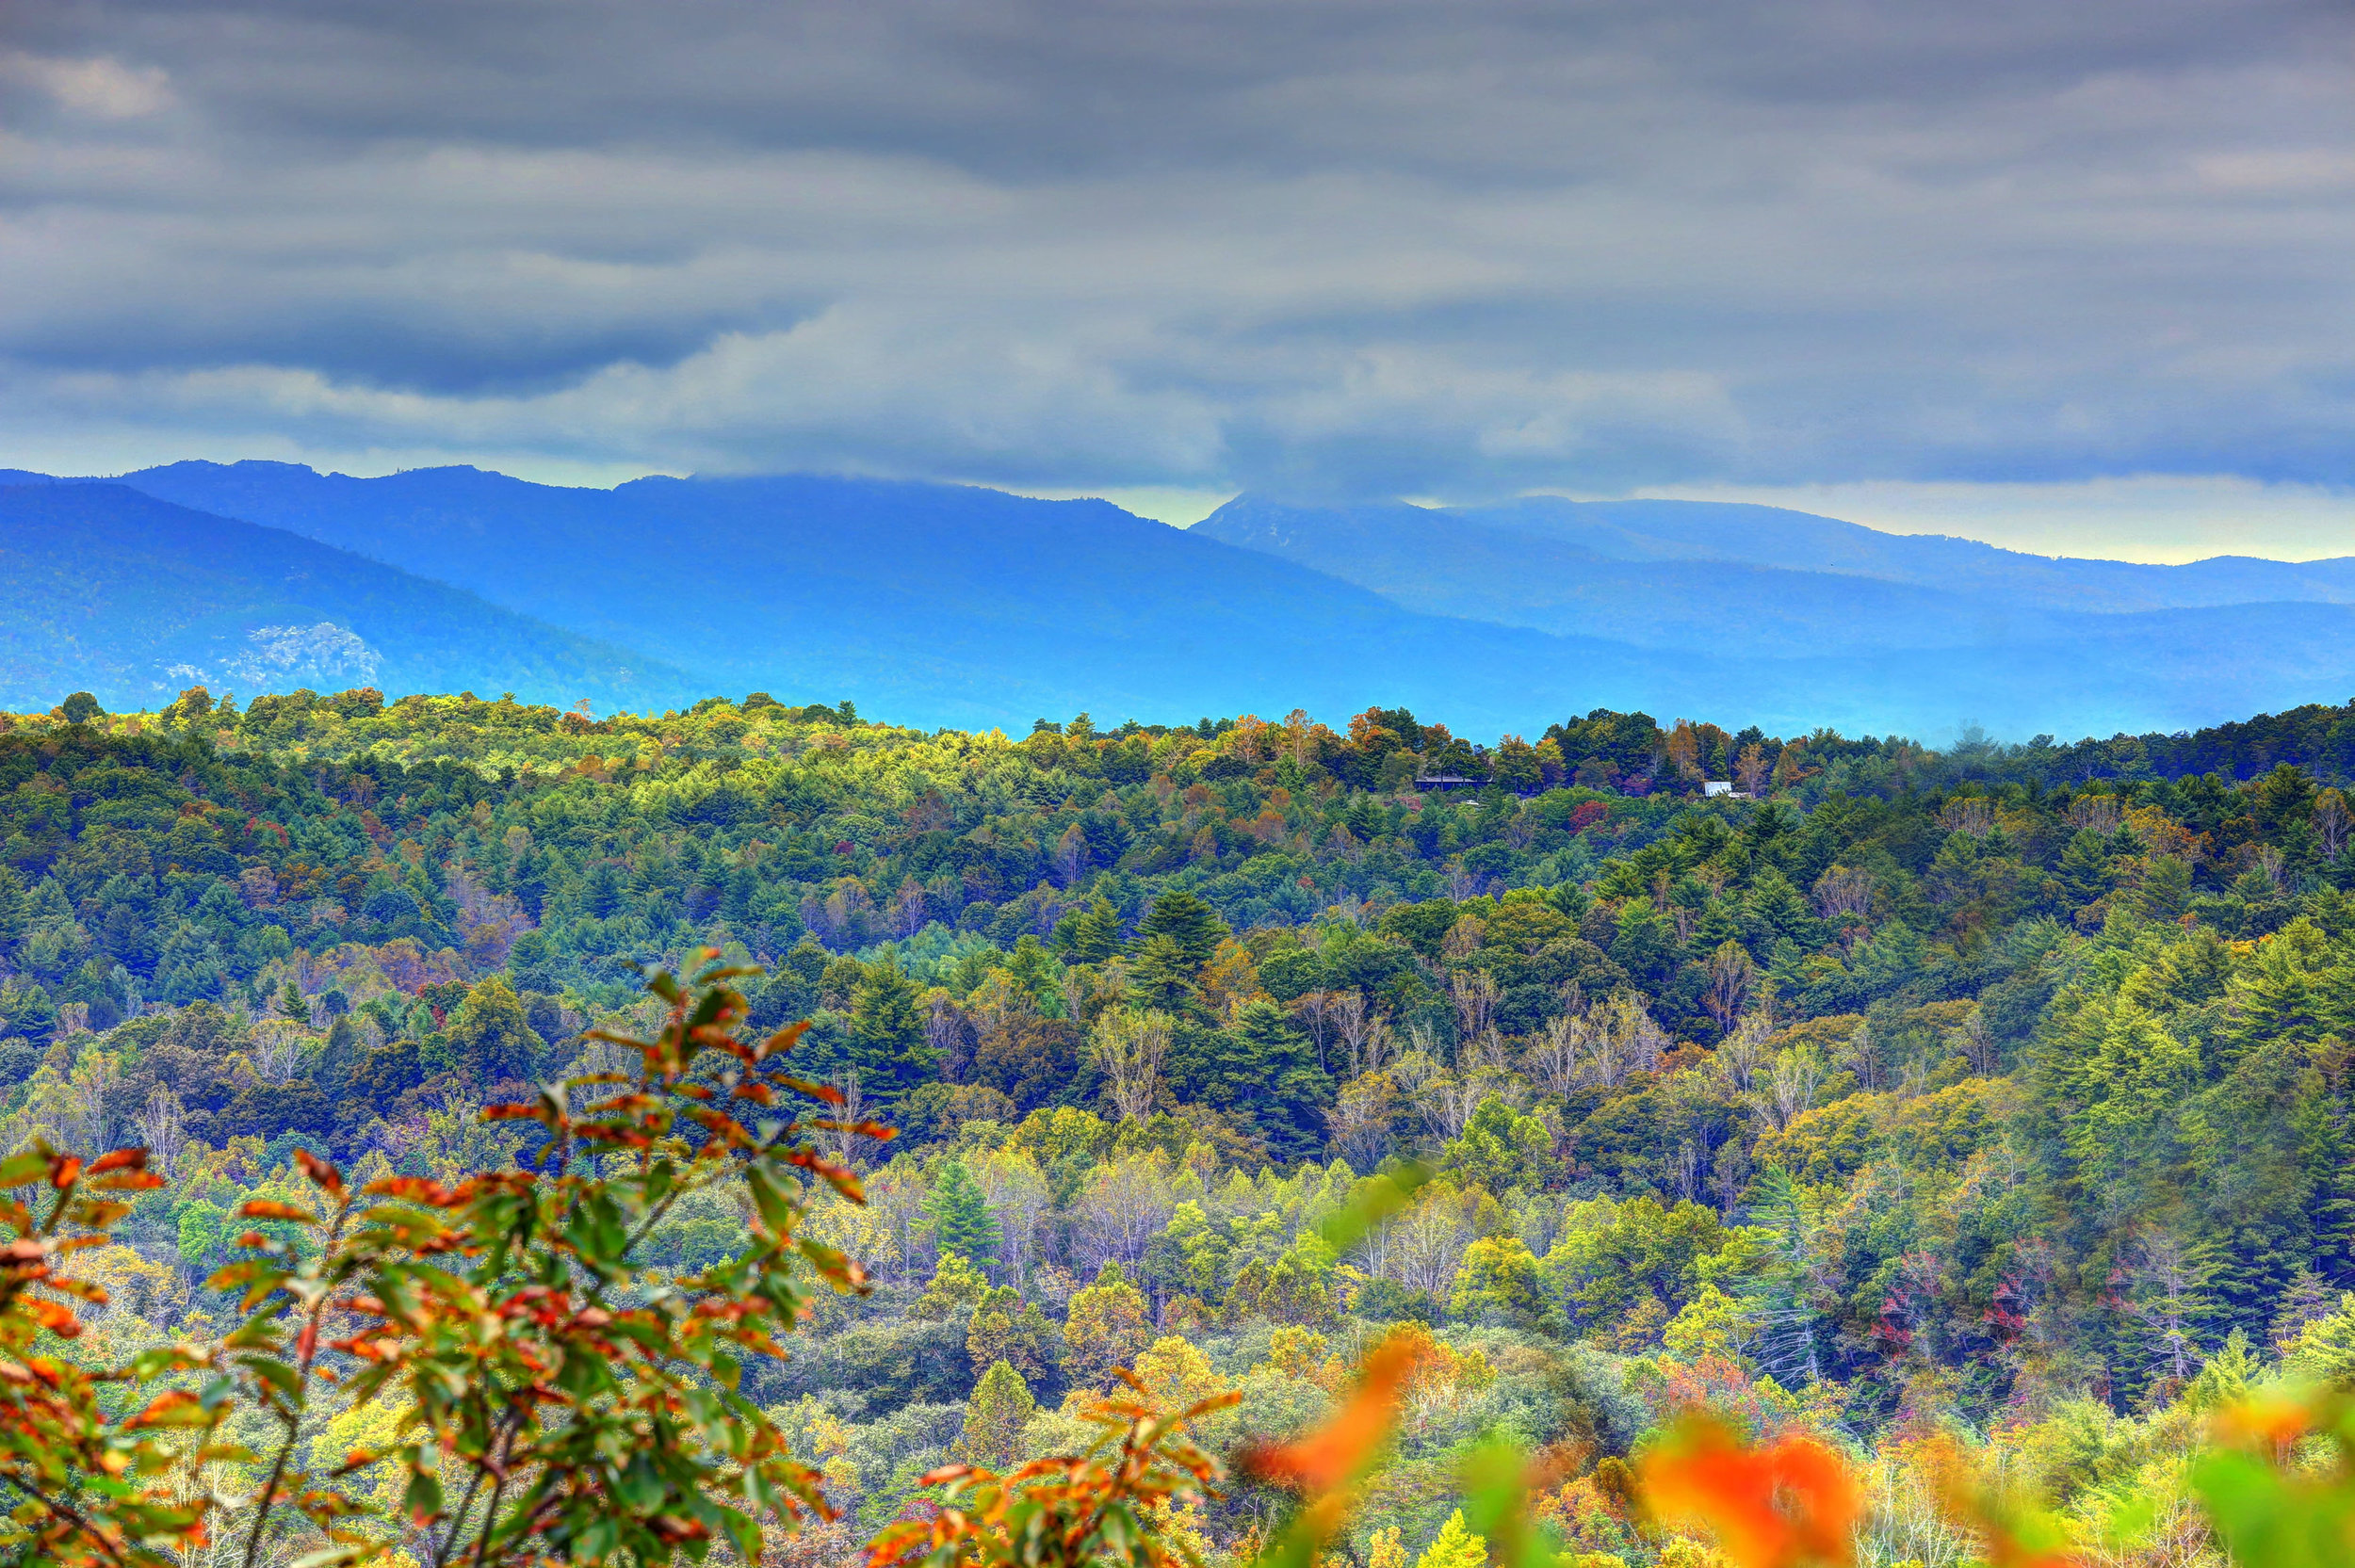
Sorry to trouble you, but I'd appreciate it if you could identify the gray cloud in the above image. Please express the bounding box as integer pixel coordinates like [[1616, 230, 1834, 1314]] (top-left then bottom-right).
[[1, 0, 2348, 499]]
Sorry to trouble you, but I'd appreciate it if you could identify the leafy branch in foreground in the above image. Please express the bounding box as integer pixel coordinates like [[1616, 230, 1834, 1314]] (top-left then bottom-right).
[[3, 950, 889, 1567], [0, 1143, 199, 1567]]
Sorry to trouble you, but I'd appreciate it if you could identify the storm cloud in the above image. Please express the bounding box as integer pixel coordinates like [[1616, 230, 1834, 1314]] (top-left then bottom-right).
[[2, 0, 2349, 504]]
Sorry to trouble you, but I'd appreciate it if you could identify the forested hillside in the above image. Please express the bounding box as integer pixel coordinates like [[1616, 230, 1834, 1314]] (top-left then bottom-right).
[[12, 683, 2355, 1564]]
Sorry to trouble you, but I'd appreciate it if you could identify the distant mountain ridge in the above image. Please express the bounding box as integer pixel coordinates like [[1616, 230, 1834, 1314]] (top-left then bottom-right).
[[1194, 495, 2355, 655], [1446, 496, 2355, 610], [20, 463, 1732, 732], [0, 482, 694, 713], [5, 460, 2353, 738]]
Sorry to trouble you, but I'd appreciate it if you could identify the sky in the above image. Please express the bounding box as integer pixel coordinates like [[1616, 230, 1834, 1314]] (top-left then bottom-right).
[[2, 0, 2350, 559]]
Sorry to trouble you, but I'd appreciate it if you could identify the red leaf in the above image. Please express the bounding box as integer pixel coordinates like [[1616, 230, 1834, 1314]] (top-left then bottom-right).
[[295, 1148, 345, 1198], [239, 1200, 320, 1224], [28, 1298, 81, 1338]]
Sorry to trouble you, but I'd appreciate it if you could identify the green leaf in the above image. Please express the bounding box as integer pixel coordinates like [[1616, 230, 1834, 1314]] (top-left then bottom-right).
[[222, 1312, 285, 1350], [236, 1352, 304, 1403], [402, 1467, 445, 1525], [746, 1168, 796, 1237]]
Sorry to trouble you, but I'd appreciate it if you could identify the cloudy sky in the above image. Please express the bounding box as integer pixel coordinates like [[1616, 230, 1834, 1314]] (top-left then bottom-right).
[[3, 0, 2350, 556]]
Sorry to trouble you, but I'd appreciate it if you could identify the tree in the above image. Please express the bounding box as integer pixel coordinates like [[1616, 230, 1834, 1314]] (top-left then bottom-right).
[[2121, 1222, 2220, 1388], [929, 1158, 1004, 1269], [1075, 1153, 1178, 1272], [1662, 1282, 1758, 1366], [1326, 1072, 1397, 1172], [1064, 1261, 1156, 1390], [2140, 855, 2194, 923], [967, 1285, 1057, 1386], [450, 973, 540, 1083], [1413, 1511, 1487, 1568], [2317, 789, 2352, 862], [1443, 1093, 1551, 1194], [1053, 897, 1125, 962], [56, 691, 102, 724], [1231, 998, 1335, 1166], [1129, 933, 1202, 1015], [1735, 743, 1771, 796], [2054, 828, 2115, 913], [972, 1147, 1053, 1283], [1132, 1335, 1228, 1428], [917, 1250, 994, 1320], [954, 1360, 1037, 1469], [1703, 939, 1757, 1031], [1137, 890, 1226, 972], [851, 956, 935, 1103], [2284, 1291, 2355, 1386], [1089, 1008, 1171, 1123], [138, 1081, 187, 1178], [1449, 1235, 1554, 1332]]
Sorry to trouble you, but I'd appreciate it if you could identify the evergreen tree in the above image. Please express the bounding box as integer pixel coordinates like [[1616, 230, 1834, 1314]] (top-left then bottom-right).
[[1001, 935, 1063, 1009], [1138, 890, 1226, 971], [849, 957, 934, 1102], [1129, 933, 1202, 1016], [2055, 829, 2114, 911], [1230, 998, 1334, 1166], [1053, 897, 1125, 963], [928, 1158, 1002, 1269]]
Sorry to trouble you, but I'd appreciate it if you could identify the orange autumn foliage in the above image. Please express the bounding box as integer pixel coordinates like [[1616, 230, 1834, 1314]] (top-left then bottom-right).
[[1241, 1332, 1424, 1495], [1639, 1416, 1860, 1568], [1237, 1330, 1430, 1568]]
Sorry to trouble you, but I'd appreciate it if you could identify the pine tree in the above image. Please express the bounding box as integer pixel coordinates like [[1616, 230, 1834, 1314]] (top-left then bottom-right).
[[1230, 998, 1334, 1166], [849, 957, 934, 1102], [1002, 935, 1063, 1009], [1129, 934, 1202, 1016], [1138, 890, 1226, 971], [2055, 829, 2114, 912], [1054, 898, 1125, 963], [953, 1359, 1036, 1469], [928, 1159, 1002, 1269]]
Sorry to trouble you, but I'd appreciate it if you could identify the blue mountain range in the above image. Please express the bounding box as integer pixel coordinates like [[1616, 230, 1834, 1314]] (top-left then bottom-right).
[[2, 460, 2348, 740]]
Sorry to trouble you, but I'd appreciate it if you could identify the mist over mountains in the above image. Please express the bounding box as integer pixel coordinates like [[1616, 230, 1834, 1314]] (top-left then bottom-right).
[[3, 460, 2349, 741]]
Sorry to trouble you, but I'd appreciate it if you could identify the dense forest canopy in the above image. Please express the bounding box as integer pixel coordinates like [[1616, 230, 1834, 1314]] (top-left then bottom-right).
[[13, 681, 2355, 1566]]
